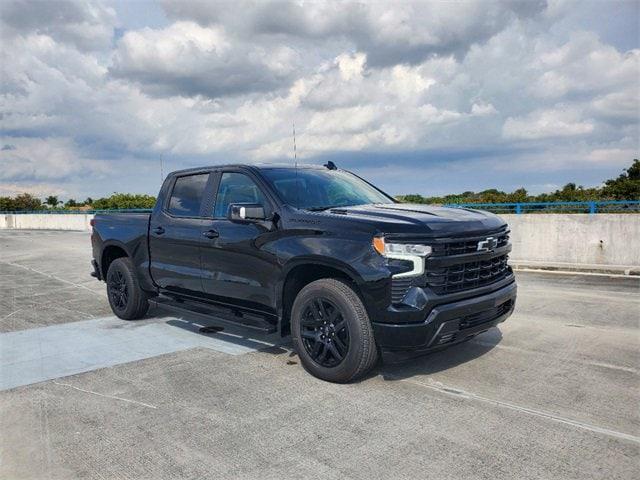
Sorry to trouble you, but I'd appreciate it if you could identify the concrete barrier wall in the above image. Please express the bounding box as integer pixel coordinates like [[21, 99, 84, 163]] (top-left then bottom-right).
[[1, 213, 638, 268], [0, 214, 94, 231], [502, 214, 640, 267]]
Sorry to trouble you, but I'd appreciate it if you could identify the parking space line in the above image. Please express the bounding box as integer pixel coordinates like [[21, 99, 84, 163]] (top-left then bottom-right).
[[0, 260, 104, 297], [52, 381, 158, 409], [471, 340, 639, 374], [390, 375, 640, 444]]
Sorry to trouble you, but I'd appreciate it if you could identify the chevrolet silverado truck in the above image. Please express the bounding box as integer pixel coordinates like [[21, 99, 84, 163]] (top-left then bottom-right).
[[91, 163, 516, 382]]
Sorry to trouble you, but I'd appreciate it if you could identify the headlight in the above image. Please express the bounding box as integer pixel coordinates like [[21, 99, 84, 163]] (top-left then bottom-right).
[[372, 237, 432, 278]]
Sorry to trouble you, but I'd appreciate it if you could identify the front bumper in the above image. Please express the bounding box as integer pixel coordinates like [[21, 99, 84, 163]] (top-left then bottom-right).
[[372, 280, 516, 358]]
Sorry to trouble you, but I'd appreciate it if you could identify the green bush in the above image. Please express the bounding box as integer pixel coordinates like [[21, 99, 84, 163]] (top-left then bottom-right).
[[91, 193, 156, 210], [396, 160, 640, 205], [0, 193, 43, 211]]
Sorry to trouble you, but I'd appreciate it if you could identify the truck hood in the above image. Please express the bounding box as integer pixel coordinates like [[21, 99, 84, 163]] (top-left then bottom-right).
[[322, 203, 506, 236]]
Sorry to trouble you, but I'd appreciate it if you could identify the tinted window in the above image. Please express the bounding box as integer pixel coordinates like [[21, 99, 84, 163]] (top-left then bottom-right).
[[214, 173, 268, 218], [261, 168, 393, 210], [167, 174, 209, 217]]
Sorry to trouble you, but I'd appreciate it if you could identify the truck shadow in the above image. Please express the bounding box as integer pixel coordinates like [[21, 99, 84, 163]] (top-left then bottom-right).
[[375, 328, 503, 382]]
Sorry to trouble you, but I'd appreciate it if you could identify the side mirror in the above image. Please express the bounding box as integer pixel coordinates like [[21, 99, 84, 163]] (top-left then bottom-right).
[[228, 203, 266, 222]]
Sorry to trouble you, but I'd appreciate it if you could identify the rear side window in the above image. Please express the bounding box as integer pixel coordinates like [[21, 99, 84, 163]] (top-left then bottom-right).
[[214, 172, 268, 218], [167, 174, 209, 217]]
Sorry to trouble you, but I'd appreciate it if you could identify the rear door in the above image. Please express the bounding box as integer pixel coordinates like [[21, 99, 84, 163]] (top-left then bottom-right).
[[149, 172, 213, 296]]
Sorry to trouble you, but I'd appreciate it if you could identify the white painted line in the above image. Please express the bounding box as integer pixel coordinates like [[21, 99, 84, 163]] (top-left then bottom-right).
[[53, 381, 157, 409], [391, 375, 640, 445], [515, 267, 639, 279], [1, 260, 105, 297], [471, 340, 639, 374]]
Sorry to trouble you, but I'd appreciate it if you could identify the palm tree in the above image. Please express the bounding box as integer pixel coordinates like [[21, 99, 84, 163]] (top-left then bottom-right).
[[45, 196, 61, 208]]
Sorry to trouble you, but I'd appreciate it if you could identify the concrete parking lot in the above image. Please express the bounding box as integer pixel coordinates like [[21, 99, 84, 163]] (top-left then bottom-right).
[[1, 230, 638, 479]]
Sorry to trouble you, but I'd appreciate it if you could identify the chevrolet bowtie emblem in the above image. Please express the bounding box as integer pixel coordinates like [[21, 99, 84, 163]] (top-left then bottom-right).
[[477, 236, 498, 252]]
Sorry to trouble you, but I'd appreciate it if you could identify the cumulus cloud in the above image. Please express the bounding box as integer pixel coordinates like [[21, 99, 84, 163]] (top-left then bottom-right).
[[0, 137, 109, 181], [503, 108, 595, 140], [111, 21, 299, 98], [0, 0, 116, 50], [0, 0, 638, 198], [161, 0, 547, 66]]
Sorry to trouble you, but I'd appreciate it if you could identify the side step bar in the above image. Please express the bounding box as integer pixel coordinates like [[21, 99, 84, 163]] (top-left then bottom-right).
[[150, 295, 277, 334]]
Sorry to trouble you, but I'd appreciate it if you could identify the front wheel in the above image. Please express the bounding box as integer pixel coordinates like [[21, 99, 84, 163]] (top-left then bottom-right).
[[106, 257, 149, 320], [291, 278, 378, 383]]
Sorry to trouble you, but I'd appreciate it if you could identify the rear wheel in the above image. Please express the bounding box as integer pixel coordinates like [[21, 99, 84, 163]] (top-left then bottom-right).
[[291, 278, 378, 383], [106, 257, 149, 320]]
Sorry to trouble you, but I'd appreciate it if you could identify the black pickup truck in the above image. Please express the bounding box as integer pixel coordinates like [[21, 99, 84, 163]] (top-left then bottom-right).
[[91, 163, 516, 382]]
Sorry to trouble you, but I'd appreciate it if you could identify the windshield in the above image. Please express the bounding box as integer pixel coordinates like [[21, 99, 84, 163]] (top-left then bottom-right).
[[261, 168, 394, 210]]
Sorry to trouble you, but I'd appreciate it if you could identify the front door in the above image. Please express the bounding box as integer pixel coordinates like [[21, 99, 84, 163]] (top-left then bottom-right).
[[149, 172, 211, 296], [200, 171, 279, 313]]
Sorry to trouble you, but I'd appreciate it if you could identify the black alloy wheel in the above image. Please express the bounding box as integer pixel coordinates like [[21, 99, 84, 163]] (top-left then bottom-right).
[[300, 297, 350, 367], [105, 257, 149, 320], [107, 269, 128, 311]]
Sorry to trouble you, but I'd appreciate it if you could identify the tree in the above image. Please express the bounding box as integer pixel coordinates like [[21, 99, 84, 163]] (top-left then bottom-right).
[[65, 199, 78, 208], [12, 193, 42, 211], [602, 159, 640, 200], [92, 193, 156, 210], [0, 197, 15, 211], [394, 160, 639, 204], [45, 196, 61, 208]]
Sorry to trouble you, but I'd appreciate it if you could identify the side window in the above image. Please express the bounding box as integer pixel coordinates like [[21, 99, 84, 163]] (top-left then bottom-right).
[[167, 174, 209, 217], [214, 172, 268, 218]]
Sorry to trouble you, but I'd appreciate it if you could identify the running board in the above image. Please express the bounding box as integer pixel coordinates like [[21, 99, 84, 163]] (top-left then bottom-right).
[[150, 296, 277, 334]]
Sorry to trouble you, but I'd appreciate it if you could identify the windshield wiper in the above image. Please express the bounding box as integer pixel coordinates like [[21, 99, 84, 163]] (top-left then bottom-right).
[[306, 204, 355, 212]]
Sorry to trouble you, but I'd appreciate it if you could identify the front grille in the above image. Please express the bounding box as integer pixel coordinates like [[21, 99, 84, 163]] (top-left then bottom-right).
[[389, 228, 512, 304], [431, 230, 510, 257], [426, 254, 510, 295]]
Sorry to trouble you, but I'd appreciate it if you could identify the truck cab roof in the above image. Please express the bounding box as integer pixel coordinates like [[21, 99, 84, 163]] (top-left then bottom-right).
[[168, 163, 329, 177]]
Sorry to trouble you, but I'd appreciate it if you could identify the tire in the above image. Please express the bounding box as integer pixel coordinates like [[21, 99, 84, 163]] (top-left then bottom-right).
[[106, 257, 149, 320], [291, 278, 378, 383]]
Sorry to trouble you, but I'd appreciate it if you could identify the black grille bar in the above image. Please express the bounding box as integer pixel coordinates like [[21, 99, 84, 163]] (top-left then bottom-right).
[[426, 255, 510, 294]]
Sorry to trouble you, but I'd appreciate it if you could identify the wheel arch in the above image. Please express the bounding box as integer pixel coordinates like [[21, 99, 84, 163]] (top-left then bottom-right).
[[277, 258, 365, 336], [100, 242, 130, 278]]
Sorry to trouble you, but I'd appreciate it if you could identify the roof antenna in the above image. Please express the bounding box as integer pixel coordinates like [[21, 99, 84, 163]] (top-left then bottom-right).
[[293, 122, 297, 168], [293, 121, 299, 208], [160, 153, 164, 183]]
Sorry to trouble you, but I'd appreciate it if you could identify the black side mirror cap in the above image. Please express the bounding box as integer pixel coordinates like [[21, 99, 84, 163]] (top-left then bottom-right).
[[228, 203, 266, 222]]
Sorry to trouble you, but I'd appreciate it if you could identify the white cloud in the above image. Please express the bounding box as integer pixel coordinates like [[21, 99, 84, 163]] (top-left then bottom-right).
[[0, 0, 638, 198], [503, 108, 595, 140], [0, 0, 117, 50], [0, 137, 109, 181], [111, 21, 299, 98], [0, 182, 69, 198]]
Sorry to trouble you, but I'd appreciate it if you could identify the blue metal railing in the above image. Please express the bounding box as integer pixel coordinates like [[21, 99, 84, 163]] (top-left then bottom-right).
[[0, 208, 153, 214], [444, 200, 640, 214]]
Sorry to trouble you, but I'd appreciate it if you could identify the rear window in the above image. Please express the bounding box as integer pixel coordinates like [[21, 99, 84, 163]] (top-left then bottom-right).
[[167, 174, 209, 217]]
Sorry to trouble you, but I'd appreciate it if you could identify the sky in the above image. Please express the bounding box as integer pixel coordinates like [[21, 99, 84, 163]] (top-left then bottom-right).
[[0, 0, 638, 200]]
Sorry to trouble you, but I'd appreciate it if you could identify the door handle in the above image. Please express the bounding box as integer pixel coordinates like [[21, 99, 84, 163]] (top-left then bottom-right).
[[202, 229, 219, 239], [153, 226, 165, 235]]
